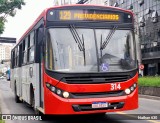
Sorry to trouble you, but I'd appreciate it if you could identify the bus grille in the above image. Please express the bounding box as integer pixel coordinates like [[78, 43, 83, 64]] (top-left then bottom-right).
[[62, 75, 130, 84], [70, 90, 124, 99]]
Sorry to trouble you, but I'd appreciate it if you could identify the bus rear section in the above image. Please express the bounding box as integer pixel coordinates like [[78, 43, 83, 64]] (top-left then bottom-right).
[[43, 5, 138, 114]]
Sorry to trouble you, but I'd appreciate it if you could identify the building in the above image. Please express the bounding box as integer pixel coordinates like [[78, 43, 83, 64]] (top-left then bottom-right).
[[0, 44, 14, 73], [0, 37, 16, 73]]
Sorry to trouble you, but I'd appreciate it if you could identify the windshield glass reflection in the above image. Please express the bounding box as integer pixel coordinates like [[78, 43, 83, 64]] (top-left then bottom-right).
[[45, 28, 136, 72]]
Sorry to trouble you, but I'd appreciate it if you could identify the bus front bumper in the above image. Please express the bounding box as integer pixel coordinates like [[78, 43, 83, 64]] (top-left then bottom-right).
[[44, 88, 138, 115]]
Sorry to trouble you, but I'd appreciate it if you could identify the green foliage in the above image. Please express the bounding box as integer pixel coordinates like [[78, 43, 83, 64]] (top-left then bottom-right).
[[138, 76, 160, 87], [0, 120, 5, 123], [0, 0, 25, 34]]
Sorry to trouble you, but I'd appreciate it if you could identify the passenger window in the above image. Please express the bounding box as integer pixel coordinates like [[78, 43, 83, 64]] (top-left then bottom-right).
[[28, 31, 35, 62]]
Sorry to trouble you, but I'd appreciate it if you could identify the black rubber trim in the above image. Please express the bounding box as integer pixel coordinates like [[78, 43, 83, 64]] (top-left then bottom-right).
[[70, 90, 125, 99], [45, 69, 138, 84]]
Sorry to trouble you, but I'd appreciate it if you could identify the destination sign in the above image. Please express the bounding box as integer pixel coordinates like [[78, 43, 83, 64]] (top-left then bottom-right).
[[58, 10, 120, 21], [47, 9, 125, 22]]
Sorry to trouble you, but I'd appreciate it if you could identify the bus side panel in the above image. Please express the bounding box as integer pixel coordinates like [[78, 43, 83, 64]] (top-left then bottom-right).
[[28, 63, 40, 107], [10, 67, 21, 97], [22, 65, 29, 102], [18, 67, 22, 97], [16, 67, 22, 97], [21, 63, 40, 106], [14, 68, 19, 96]]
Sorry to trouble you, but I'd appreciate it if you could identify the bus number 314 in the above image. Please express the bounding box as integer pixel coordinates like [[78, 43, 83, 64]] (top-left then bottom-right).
[[110, 83, 121, 90]]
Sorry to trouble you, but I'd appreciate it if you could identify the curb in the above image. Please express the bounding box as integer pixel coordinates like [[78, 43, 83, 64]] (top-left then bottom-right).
[[138, 86, 160, 97], [139, 94, 160, 100]]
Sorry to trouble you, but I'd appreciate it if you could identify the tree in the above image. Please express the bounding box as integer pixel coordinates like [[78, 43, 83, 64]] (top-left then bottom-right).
[[0, 0, 25, 34]]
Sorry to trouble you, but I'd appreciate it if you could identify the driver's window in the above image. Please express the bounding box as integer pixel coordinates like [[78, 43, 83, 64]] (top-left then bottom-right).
[[46, 32, 54, 70]]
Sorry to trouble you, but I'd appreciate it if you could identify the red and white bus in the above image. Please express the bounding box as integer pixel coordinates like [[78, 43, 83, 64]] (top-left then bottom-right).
[[10, 4, 138, 115]]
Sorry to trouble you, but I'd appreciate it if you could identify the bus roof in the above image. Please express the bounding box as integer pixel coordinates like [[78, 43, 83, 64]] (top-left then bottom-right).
[[17, 4, 134, 44]]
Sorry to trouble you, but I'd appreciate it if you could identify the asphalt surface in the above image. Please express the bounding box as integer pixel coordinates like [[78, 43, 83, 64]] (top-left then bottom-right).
[[0, 79, 160, 123]]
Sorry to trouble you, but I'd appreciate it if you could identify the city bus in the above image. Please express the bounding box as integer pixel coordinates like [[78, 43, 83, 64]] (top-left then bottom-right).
[[10, 4, 138, 115]]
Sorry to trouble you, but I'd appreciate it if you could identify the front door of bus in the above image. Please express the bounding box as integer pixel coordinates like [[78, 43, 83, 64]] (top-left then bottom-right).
[[36, 27, 44, 108]]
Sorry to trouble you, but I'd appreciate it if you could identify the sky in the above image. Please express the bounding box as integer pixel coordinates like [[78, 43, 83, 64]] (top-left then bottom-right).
[[1, 0, 54, 41]]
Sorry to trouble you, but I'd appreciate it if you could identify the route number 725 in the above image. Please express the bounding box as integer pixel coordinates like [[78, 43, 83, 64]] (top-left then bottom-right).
[[110, 83, 121, 91]]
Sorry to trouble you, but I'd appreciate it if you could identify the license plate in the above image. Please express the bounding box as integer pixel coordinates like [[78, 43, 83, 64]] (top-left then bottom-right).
[[92, 102, 108, 108]]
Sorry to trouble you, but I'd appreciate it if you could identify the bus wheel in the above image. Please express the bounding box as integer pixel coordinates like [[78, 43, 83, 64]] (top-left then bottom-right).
[[15, 84, 21, 103]]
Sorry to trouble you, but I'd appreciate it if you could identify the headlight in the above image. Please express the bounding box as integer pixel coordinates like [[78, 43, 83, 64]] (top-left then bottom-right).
[[133, 83, 137, 88], [63, 92, 70, 98], [51, 86, 56, 92], [57, 89, 62, 95], [125, 88, 131, 95], [130, 86, 134, 91], [46, 83, 51, 88], [46, 82, 70, 98]]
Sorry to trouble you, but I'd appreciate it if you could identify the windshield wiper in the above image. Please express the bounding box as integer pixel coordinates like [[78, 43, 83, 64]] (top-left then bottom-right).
[[69, 25, 86, 65], [100, 26, 118, 50], [99, 26, 118, 65]]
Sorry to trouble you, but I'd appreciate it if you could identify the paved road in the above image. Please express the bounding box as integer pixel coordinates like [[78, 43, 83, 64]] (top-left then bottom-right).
[[0, 80, 160, 123]]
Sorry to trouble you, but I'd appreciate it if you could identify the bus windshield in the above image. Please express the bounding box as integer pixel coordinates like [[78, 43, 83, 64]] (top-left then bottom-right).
[[46, 28, 137, 73]]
